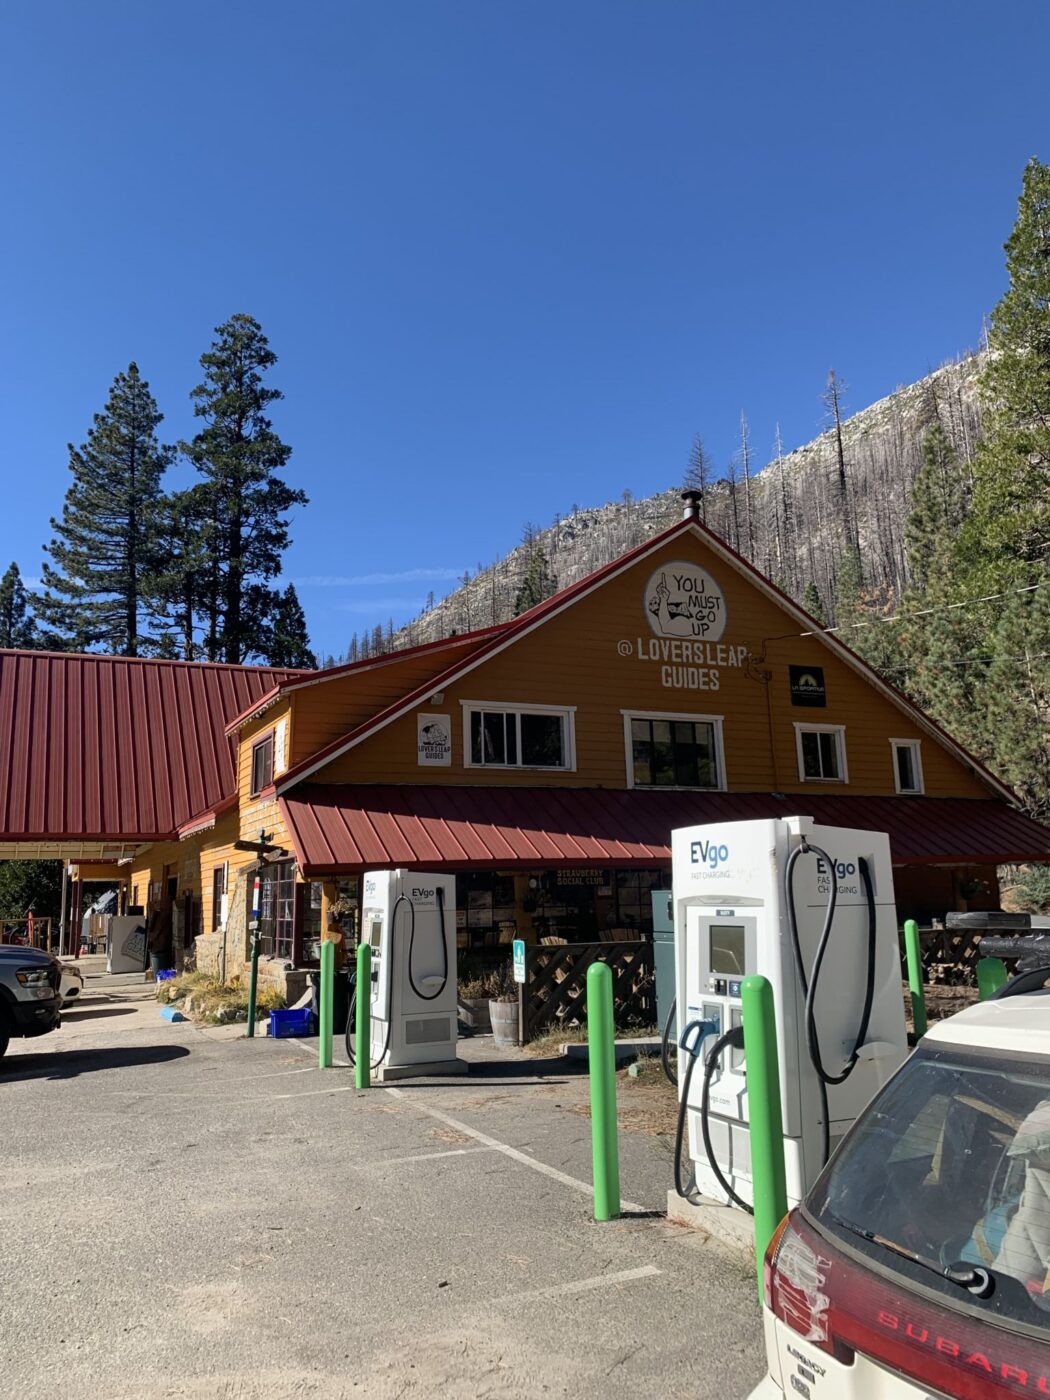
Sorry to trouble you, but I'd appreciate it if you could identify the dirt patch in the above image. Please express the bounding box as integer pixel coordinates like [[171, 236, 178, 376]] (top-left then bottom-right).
[[568, 1053, 679, 1138]]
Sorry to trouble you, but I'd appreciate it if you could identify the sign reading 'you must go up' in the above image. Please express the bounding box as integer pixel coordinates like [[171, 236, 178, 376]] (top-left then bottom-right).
[[616, 560, 749, 692]]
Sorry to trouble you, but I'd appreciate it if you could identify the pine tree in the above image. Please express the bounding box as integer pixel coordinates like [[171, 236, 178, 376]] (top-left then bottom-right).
[[833, 546, 865, 631], [0, 563, 39, 649], [267, 585, 316, 668], [906, 423, 969, 592], [802, 582, 826, 624], [182, 315, 307, 664], [38, 363, 171, 655], [514, 524, 557, 615], [146, 486, 215, 660], [974, 585, 1050, 818], [965, 159, 1050, 584]]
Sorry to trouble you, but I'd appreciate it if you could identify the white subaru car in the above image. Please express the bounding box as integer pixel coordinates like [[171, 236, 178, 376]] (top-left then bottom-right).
[[752, 967, 1050, 1398]]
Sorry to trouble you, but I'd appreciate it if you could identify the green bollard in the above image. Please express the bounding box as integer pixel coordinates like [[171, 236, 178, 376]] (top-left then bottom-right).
[[246, 927, 260, 1038], [586, 961, 620, 1221], [903, 919, 927, 1039], [355, 941, 372, 1090], [977, 955, 1008, 1001], [741, 974, 789, 1305], [319, 939, 334, 1069]]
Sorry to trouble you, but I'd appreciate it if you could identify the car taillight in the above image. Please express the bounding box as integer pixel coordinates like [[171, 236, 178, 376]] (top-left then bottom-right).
[[766, 1211, 1050, 1397]]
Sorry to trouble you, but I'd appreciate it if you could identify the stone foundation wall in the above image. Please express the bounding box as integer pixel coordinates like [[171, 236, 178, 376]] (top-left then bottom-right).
[[190, 868, 308, 1003]]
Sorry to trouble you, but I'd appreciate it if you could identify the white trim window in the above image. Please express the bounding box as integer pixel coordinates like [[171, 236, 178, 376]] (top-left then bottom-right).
[[623, 711, 725, 790], [462, 702, 575, 771], [890, 738, 924, 794], [795, 723, 848, 783]]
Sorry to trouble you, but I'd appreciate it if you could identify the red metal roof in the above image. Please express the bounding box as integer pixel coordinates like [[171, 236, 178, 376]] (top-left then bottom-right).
[[279, 784, 1050, 876], [0, 650, 306, 842], [223, 622, 509, 735]]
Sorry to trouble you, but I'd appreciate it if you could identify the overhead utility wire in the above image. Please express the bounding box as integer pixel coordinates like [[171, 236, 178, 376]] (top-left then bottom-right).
[[762, 580, 1050, 646]]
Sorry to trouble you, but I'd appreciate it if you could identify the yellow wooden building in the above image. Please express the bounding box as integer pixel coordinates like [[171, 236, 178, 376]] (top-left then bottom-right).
[[3, 496, 1048, 996]]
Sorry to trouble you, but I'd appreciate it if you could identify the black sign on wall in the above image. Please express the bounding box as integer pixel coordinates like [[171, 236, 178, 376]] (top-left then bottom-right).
[[789, 665, 827, 707]]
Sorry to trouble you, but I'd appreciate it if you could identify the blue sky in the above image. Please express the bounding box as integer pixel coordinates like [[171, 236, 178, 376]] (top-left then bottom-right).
[[2, 1, 1048, 661]]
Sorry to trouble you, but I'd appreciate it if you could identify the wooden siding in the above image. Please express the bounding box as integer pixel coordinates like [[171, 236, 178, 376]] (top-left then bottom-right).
[[311, 533, 992, 801], [287, 636, 494, 765]]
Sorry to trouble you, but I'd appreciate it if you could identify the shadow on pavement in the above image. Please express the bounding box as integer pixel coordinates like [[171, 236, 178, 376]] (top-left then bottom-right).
[[62, 1006, 138, 1021], [1, 1044, 190, 1082]]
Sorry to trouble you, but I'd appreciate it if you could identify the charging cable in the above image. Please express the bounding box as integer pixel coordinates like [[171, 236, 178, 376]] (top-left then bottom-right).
[[785, 840, 878, 1166]]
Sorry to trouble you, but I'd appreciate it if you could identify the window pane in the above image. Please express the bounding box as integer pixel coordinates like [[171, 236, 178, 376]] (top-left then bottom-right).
[[672, 722, 699, 786], [896, 744, 915, 790], [482, 711, 506, 764], [652, 720, 674, 785], [801, 730, 821, 778], [694, 722, 717, 787], [632, 742, 652, 785], [521, 713, 564, 766], [819, 731, 840, 779], [470, 711, 483, 764], [505, 713, 518, 765]]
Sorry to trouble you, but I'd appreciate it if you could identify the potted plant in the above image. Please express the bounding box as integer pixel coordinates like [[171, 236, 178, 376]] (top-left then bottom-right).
[[488, 964, 520, 1047], [459, 972, 492, 1032]]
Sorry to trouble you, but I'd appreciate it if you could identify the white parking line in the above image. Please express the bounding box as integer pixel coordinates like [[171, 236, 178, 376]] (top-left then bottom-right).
[[371, 1145, 498, 1166], [493, 1264, 662, 1304], [384, 1087, 645, 1213]]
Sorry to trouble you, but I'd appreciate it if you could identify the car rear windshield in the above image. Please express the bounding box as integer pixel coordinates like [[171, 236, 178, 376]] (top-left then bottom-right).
[[809, 1044, 1050, 1334]]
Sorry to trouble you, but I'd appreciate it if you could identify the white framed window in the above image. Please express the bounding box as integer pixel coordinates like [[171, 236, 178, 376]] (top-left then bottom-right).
[[890, 738, 924, 794], [622, 711, 726, 790], [794, 723, 847, 783], [461, 701, 576, 771]]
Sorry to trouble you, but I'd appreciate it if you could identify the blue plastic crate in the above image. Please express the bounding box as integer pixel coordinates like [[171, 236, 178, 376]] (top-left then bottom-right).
[[268, 1007, 314, 1038]]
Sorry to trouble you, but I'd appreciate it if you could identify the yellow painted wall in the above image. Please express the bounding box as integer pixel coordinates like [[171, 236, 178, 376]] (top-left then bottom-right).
[[287, 635, 494, 766], [310, 531, 992, 800]]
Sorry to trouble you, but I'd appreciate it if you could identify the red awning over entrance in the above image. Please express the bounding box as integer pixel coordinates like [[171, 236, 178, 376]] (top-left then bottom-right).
[[279, 784, 1050, 877]]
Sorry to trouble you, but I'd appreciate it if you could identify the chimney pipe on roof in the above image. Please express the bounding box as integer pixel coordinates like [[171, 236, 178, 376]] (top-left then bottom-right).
[[681, 490, 701, 521]]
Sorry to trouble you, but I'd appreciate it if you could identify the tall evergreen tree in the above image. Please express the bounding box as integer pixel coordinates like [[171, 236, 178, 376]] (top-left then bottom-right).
[[146, 486, 215, 660], [832, 546, 865, 631], [964, 159, 1050, 584], [37, 364, 171, 655], [801, 581, 826, 625], [182, 315, 307, 664], [267, 585, 316, 668], [906, 422, 969, 592], [0, 563, 39, 649], [514, 524, 557, 616], [974, 585, 1050, 818]]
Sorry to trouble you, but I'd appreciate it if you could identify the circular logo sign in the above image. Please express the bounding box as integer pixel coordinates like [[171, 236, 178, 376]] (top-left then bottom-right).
[[644, 561, 727, 640]]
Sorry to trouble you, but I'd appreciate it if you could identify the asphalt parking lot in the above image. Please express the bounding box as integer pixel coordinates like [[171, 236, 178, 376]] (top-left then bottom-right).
[[1, 968, 765, 1399]]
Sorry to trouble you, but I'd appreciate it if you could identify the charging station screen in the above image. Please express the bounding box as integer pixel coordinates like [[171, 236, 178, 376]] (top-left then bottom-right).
[[709, 924, 745, 976], [369, 917, 383, 951]]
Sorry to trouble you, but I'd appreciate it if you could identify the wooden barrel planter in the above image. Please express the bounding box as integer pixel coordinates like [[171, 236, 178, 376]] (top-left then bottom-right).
[[489, 998, 519, 1047]]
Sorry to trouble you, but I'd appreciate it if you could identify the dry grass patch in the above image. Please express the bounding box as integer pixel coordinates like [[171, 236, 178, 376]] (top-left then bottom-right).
[[157, 971, 285, 1024]]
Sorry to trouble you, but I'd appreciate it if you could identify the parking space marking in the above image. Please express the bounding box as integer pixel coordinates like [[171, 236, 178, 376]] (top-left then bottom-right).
[[384, 1086, 645, 1212], [371, 1145, 498, 1166], [493, 1264, 662, 1304]]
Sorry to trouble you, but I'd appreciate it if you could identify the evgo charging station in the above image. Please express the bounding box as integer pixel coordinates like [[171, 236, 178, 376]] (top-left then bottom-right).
[[670, 816, 909, 1210]]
